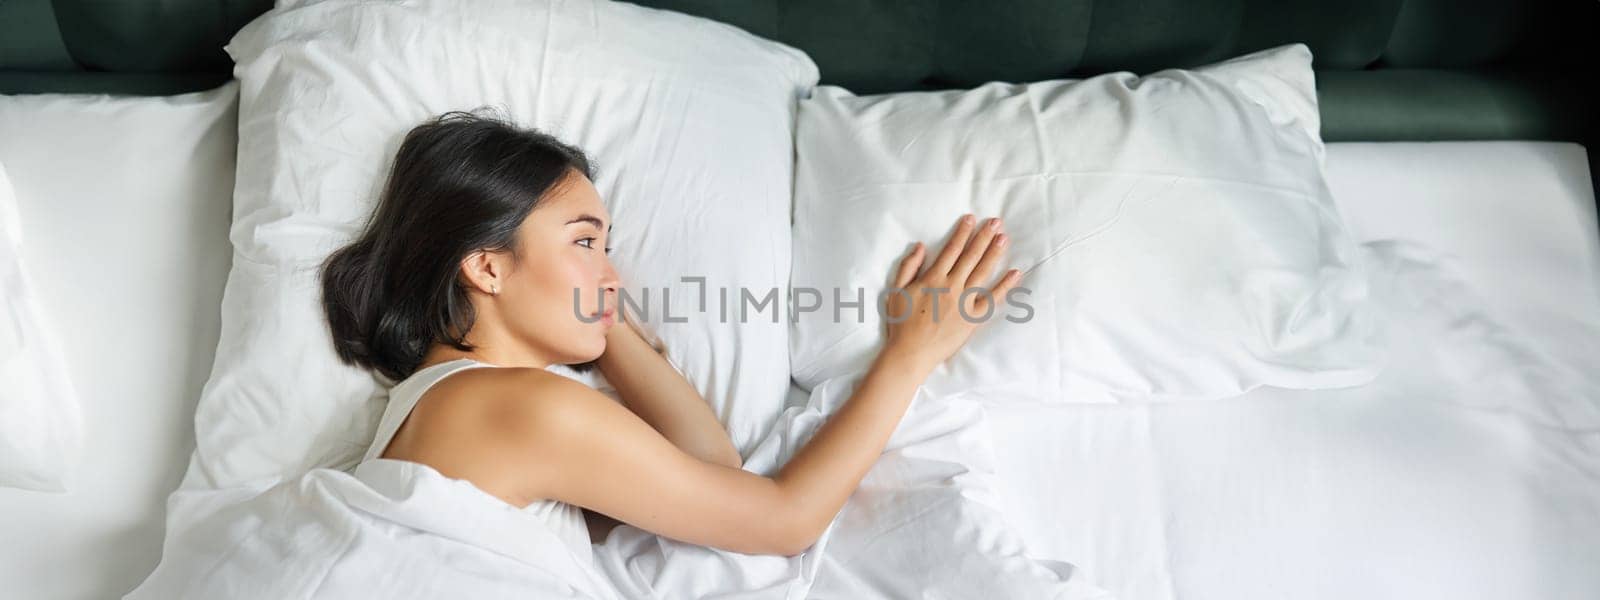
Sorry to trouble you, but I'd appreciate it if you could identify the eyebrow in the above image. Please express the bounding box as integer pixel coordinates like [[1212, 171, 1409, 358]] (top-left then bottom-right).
[[566, 214, 611, 232]]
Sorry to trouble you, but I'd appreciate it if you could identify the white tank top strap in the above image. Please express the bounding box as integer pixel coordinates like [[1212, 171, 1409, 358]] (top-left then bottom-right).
[[362, 357, 494, 464]]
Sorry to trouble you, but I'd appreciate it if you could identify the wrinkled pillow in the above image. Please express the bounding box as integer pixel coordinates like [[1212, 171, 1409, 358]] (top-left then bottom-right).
[[185, 0, 818, 490], [790, 44, 1382, 402]]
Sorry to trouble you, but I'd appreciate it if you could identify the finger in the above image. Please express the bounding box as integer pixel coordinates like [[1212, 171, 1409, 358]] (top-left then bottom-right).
[[975, 268, 1022, 315], [950, 217, 1001, 283], [966, 231, 1008, 288], [893, 242, 925, 289], [931, 214, 977, 276]]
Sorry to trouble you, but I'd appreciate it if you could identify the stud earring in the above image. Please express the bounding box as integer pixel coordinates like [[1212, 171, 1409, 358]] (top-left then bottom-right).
[[491, 284, 499, 295]]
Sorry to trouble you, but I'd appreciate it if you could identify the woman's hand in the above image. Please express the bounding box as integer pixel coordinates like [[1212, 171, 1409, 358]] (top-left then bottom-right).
[[881, 214, 1021, 373], [603, 300, 643, 348], [603, 298, 671, 355]]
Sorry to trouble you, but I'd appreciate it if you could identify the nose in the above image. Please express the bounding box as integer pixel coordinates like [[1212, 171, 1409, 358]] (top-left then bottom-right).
[[599, 259, 621, 302]]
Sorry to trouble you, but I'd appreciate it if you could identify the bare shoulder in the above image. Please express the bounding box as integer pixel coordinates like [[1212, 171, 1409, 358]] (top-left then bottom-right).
[[392, 366, 611, 507], [415, 364, 802, 555]]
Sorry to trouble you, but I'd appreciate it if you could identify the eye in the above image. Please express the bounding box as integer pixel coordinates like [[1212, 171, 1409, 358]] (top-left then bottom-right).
[[577, 236, 613, 255]]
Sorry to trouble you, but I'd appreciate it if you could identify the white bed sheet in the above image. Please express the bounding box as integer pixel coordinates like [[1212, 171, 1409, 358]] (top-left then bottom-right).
[[982, 141, 1600, 599]]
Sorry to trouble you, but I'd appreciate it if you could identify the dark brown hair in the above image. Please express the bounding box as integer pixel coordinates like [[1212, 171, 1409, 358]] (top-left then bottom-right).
[[320, 109, 595, 382]]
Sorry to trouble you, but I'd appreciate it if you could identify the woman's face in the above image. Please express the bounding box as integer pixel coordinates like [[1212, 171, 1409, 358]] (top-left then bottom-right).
[[493, 169, 620, 366]]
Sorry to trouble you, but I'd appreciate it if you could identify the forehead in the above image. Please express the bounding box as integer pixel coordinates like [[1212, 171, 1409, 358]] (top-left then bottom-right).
[[535, 170, 609, 224]]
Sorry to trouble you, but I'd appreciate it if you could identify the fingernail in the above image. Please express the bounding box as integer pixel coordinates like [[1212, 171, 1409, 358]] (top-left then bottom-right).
[[964, 214, 975, 225], [996, 233, 1008, 246], [986, 218, 999, 230]]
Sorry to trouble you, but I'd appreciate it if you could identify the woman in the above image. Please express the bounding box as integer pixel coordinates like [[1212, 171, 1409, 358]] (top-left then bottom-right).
[[320, 110, 1021, 558]]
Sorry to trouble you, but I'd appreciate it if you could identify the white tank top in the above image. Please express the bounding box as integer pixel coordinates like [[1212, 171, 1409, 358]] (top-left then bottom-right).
[[360, 357, 593, 560]]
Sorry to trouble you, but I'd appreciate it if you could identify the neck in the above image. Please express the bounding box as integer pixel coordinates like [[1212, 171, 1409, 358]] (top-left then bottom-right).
[[418, 314, 550, 372]]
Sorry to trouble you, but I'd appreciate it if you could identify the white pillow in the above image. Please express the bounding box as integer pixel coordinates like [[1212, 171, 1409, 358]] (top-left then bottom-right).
[[0, 84, 236, 596], [790, 44, 1382, 402], [0, 160, 84, 492], [183, 0, 817, 489]]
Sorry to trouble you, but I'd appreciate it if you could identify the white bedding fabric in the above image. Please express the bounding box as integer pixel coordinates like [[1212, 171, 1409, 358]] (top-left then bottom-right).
[[1325, 142, 1600, 376], [128, 234, 1598, 599], [0, 84, 237, 599], [124, 145, 1600, 600], [986, 246, 1600, 600], [984, 142, 1600, 599], [128, 333, 1111, 600], [190, 0, 816, 493], [790, 44, 1383, 403], [1, 76, 1595, 600], [128, 459, 628, 599], [0, 159, 84, 492]]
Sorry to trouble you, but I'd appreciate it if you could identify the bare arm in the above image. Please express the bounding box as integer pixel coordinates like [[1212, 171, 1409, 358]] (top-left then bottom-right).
[[769, 345, 931, 547], [596, 314, 742, 469], [512, 214, 1017, 555], [772, 213, 1018, 547]]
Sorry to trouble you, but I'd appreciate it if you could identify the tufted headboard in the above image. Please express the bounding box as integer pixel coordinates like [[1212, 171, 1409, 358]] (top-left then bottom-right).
[[1, 0, 1595, 147]]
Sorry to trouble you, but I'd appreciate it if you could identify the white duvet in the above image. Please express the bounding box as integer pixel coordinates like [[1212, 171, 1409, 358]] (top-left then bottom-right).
[[127, 239, 1598, 598]]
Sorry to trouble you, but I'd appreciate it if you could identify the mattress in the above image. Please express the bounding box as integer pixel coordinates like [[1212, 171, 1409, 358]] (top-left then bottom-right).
[[982, 141, 1600, 599], [0, 134, 1593, 599]]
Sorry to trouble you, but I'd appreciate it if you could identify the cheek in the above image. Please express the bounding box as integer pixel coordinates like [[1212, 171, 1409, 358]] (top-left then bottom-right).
[[563, 258, 610, 304], [499, 266, 555, 326], [561, 263, 595, 311], [528, 254, 604, 317]]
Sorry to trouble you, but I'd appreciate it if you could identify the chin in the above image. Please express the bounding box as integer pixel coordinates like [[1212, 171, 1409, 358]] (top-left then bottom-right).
[[562, 340, 607, 374]]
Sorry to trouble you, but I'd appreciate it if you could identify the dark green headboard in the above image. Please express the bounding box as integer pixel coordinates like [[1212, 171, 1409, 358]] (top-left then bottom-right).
[[1, 0, 1595, 146]]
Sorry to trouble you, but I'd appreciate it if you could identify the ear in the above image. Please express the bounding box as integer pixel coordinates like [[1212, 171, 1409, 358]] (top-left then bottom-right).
[[459, 249, 505, 295]]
